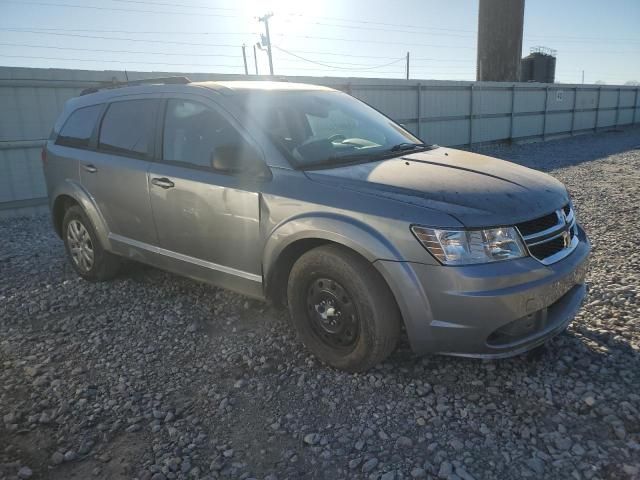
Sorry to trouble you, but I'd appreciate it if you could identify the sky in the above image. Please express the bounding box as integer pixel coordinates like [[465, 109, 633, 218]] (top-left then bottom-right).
[[1, 0, 639, 85]]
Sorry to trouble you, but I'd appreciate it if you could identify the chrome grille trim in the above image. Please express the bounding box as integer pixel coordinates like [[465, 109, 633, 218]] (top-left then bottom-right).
[[521, 210, 572, 242], [516, 204, 579, 265], [525, 218, 576, 246]]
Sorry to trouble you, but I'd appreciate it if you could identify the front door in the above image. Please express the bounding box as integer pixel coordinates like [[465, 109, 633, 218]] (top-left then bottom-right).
[[147, 96, 265, 296]]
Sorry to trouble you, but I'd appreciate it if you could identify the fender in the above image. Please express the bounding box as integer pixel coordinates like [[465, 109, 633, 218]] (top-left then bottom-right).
[[51, 179, 112, 250], [262, 211, 405, 284], [261, 212, 435, 345]]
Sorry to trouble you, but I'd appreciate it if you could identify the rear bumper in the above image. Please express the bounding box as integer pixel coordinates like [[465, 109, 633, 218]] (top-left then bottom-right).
[[375, 226, 590, 358]]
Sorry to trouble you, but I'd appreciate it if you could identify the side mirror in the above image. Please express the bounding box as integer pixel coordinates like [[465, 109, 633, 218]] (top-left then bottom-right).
[[211, 144, 269, 178]]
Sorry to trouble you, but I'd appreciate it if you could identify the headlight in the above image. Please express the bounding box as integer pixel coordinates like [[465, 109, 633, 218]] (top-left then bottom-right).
[[411, 226, 527, 265]]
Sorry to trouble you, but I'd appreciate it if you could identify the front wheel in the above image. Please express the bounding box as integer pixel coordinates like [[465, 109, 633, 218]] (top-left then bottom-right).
[[287, 245, 401, 372]]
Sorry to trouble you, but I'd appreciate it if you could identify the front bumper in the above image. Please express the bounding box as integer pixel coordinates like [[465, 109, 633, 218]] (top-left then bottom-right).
[[375, 225, 590, 358]]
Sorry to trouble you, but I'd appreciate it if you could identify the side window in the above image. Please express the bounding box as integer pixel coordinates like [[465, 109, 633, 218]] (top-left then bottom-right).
[[56, 104, 102, 148], [162, 99, 247, 169], [98, 100, 157, 157]]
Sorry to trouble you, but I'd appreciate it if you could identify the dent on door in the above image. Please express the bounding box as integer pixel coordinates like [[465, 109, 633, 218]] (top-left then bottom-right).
[[148, 166, 263, 294]]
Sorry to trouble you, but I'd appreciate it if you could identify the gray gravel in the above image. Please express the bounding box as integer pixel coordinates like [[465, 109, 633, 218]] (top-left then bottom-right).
[[1, 128, 639, 480]]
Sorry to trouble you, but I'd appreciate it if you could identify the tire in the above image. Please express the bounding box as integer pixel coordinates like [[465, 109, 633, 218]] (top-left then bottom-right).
[[287, 244, 401, 372], [62, 205, 120, 281]]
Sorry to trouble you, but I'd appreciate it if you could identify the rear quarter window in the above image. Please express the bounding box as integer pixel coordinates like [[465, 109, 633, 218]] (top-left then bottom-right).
[[56, 104, 102, 148]]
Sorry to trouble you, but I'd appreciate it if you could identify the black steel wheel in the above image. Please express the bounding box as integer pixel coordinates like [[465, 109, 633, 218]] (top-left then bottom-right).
[[306, 277, 360, 351], [287, 244, 401, 372]]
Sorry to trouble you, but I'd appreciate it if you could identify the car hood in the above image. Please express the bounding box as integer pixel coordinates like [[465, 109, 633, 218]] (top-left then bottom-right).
[[304, 147, 569, 228]]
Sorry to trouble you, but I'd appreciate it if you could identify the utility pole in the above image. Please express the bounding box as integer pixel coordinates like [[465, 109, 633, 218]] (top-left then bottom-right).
[[253, 44, 259, 75], [241, 44, 248, 75], [258, 13, 274, 75], [582, 70, 585, 84], [406, 51, 410, 80]]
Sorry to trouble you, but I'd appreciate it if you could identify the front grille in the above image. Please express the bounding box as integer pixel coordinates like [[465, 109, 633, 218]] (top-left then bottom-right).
[[529, 235, 565, 259], [516, 204, 578, 265], [516, 211, 559, 236]]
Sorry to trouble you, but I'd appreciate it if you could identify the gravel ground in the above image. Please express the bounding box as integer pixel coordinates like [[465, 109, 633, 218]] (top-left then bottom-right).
[[1, 128, 639, 480]]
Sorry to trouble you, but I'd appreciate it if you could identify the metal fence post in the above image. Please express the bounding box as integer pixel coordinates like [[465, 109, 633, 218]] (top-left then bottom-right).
[[614, 87, 621, 128], [570, 87, 577, 135], [469, 84, 475, 147], [594, 86, 602, 132], [416, 82, 422, 138], [509, 84, 516, 141], [542, 86, 549, 141]]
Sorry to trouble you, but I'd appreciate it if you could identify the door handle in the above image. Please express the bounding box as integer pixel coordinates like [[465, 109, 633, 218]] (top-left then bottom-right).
[[151, 177, 175, 189], [83, 164, 97, 173]]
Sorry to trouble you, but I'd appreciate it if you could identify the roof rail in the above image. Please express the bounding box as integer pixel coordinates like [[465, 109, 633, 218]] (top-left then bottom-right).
[[80, 76, 191, 96]]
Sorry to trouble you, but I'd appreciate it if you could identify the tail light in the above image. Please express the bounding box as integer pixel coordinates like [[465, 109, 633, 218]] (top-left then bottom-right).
[[41, 147, 47, 165]]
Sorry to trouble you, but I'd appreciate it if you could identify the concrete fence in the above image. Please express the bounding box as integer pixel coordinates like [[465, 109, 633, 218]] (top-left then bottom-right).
[[1, 66, 639, 218]]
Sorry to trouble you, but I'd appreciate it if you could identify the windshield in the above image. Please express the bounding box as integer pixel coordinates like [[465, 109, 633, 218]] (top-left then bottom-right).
[[237, 90, 426, 169]]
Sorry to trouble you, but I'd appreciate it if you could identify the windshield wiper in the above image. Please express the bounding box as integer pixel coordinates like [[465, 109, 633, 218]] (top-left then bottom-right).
[[389, 142, 429, 152], [299, 144, 431, 170], [301, 152, 375, 169]]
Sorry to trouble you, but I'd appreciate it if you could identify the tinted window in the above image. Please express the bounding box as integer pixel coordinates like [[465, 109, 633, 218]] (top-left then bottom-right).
[[99, 100, 157, 157], [56, 104, 102, 148], [163, 99, 246, 169]]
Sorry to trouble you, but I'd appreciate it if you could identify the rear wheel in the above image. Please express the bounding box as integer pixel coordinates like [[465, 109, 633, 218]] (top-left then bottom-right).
[[287, 245, 400, 372], [62, 205, 120, 281]]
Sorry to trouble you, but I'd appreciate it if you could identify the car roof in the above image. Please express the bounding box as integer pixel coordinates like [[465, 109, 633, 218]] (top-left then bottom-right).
[[66, 80, 338, 112], [195, 80, 336, 93]]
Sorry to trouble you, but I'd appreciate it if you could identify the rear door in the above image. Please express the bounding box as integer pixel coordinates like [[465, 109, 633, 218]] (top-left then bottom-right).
[[80, 96, 159, 245], [46, 103, 103, 201], [147, 94, 266, 295]]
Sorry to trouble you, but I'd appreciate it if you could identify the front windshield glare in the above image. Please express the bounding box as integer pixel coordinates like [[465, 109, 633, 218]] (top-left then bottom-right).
[[239, 90, 423, 168]]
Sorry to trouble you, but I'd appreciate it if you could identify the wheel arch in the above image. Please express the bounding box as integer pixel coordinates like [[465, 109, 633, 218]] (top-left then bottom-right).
[[52, 194, 79, 238], [50, 180, 111, 249], [262, 213, 404, 306]]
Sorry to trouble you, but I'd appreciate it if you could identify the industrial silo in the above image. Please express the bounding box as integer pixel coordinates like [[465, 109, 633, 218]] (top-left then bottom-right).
[[476, 0, 525, 82], [520, 47, 557, 83]]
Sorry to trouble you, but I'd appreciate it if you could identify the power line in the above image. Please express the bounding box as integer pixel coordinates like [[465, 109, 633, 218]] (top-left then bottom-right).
[[279, 18, 475, 38], [0, 54, 242, 68], [1, 31, 477, 68], [271, 33, 475, 49], [111, 0, 238, 11], [6, 1, 640, 45], [409, 58, 475, 63], [0, 41, 475, 71], [0, 29, 242, 48], [273, 45, 405, 70], [280, 12, 476, 34], [0, 54, 460, 78], [6, 27, 636, 54], [1, 28, 474, 62], [0, 42, 242, 58], [269, 49, 406, 60], [2, 1, 246, 18], [1, 27, 258, 36], [277, 66, 405, 75], [80, 0, 478, 37], [276, 57, 434, 69], [62, 0, 477, 35]]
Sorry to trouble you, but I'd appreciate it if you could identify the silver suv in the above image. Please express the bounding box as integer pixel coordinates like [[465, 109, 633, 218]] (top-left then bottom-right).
[[43, 77, 590, 371]]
